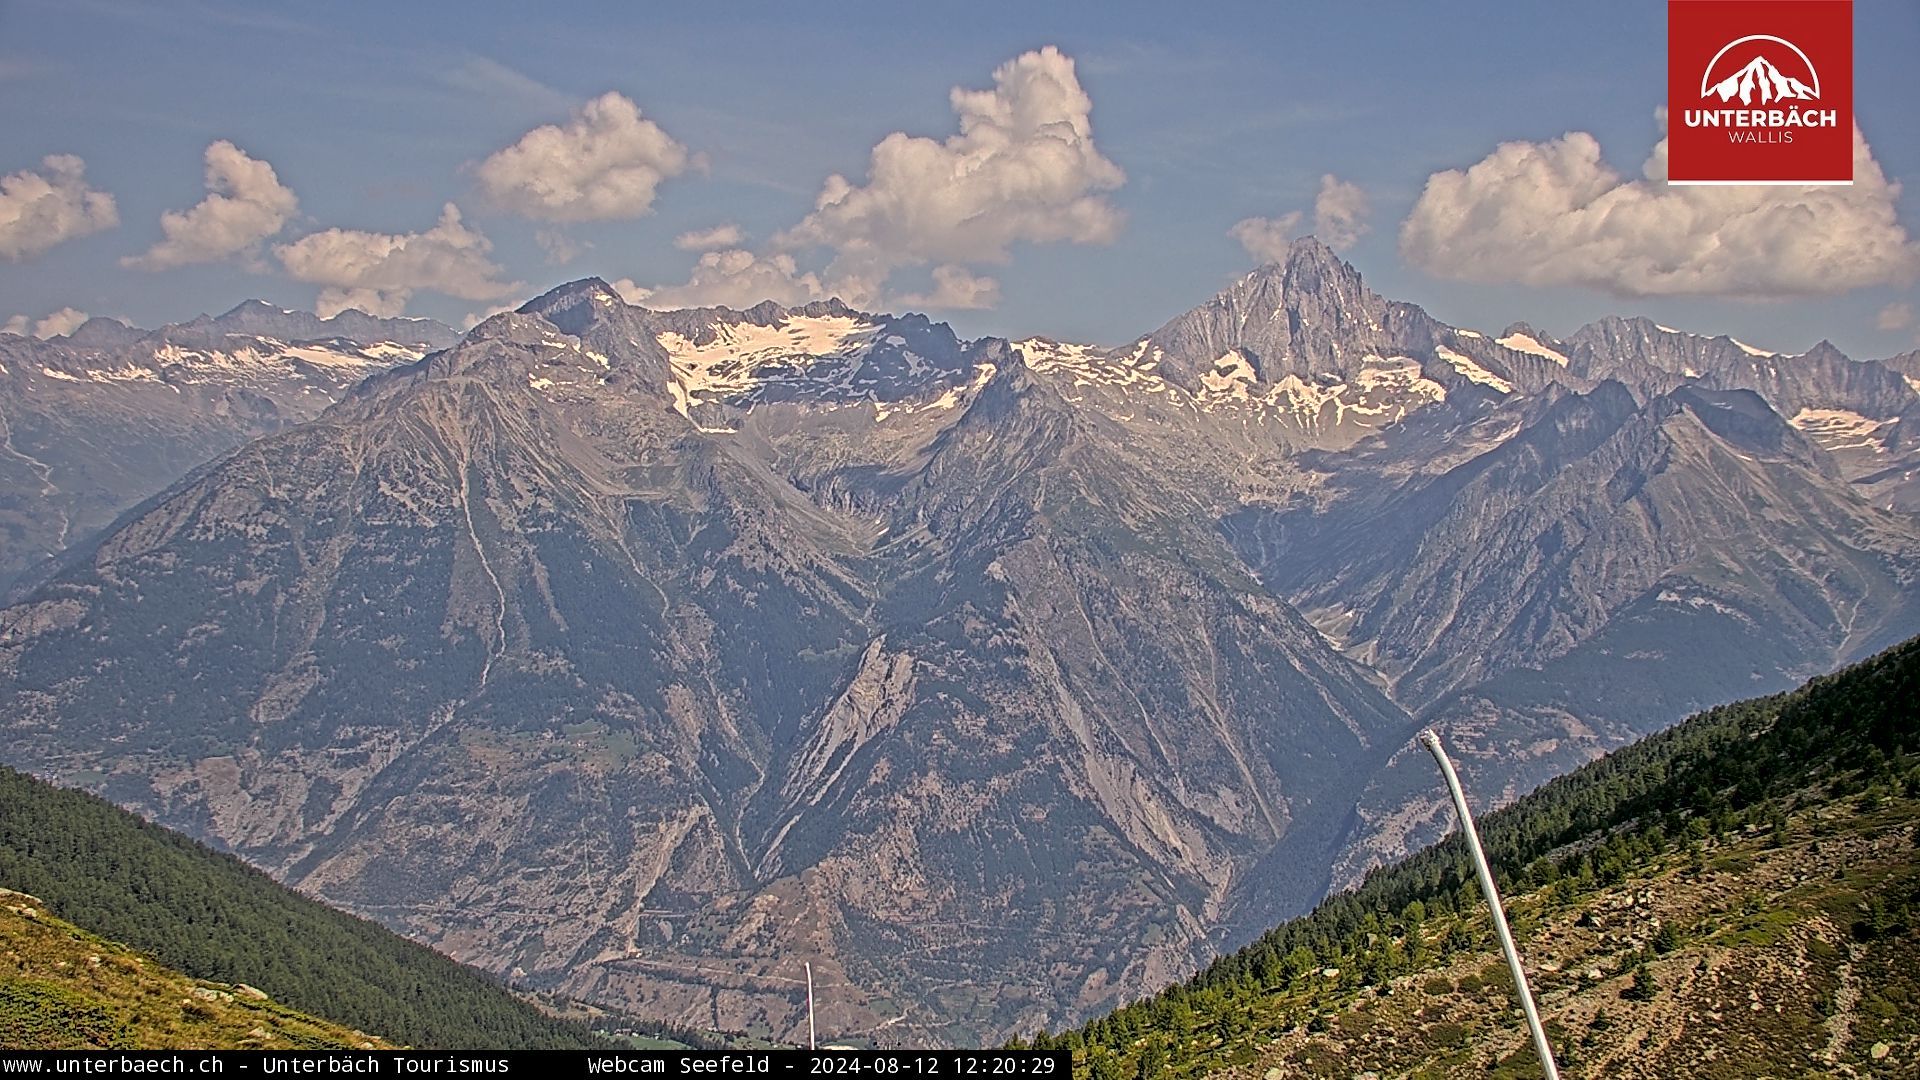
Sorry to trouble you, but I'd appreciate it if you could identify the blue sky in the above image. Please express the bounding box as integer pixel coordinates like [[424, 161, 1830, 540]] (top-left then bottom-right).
[[2, 0, 1918, 358]]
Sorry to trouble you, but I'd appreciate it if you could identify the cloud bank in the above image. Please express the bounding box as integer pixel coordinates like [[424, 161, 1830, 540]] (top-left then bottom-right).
[[897, 264, 1001, 310], [273, 203, 518, 316], [641, 249, 830, 310], [1228, 211, 1304, 264], [779, 46, 1124, 283], [476, 92, 690, 222], [2, 306, 89, 338], [674, 224, 744, 251], [125, 141, 298, 269], [0, 154, 118, 261], [1229, 174, 1370, 262], [1400, 119, 1919, 297], [1313, 175, 1370, 251], [635, 47, 1123, 312]]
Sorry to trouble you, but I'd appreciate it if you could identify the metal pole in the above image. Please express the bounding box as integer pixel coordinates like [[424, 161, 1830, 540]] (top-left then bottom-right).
[[805, 961, 816, 1050], [1419, 729, 1561, 1080]]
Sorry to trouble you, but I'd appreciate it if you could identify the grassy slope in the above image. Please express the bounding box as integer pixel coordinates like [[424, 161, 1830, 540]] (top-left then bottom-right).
[[1, 888, 398, 1050], [0, 766, 607, 1050], [1055, 637, 1920, 1077]]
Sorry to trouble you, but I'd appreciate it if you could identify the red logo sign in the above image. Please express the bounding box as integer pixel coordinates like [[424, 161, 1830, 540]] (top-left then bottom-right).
[[1668, 0, 1853, 184]]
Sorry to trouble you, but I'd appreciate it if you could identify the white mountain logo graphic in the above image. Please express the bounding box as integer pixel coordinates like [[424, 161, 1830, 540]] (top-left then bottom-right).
[[1700, 35, 1821, 106]]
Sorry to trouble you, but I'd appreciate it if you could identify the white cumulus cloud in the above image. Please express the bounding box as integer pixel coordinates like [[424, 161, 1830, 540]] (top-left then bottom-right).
[[1229, 211, 1304, 264], [273, 203, 519, 317], [1400, 118, 1920, 298], [641, 249, 836, 310], [1878, 301, 1913, 332], [608, 278, 653, 305], [535, 228, 587, 264], [124, 140, 298, 269], [2, 306, 89, 338], [1228, 174, 1369, 262], [897, 264, 1001, 310], [475, 92, 691, 222], [777, 45, 1124, 287], [1313, 174, 1370, 251], [0, 154, 118, 261], [32, 306, 89, 338], [674, 223, 744, 251], [637, 47, 1121, 313]]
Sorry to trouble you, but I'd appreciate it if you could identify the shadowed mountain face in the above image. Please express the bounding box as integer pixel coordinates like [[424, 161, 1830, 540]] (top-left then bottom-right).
[[2, 245, 1915, 1044], [0, 303, 457, 594]]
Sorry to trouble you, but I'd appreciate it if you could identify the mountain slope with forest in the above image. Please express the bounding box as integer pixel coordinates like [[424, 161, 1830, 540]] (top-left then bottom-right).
[[1056, 636, 1920, 1077], [0, 764, 606, 1049], [0, 886, 398, 1050]]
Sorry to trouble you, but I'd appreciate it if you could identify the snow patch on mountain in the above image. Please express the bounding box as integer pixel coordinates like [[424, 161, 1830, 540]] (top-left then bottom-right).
[[1790, 408, 1892, 452], [1436, 345, 1513, 394], [1270, 356, 1446, 430], [1016, 338, 1169, 394], [1202, 350, 1257, 398], [1496, 332, 1568, 367], [659, 314, 877, 370], [1013, 338, 1450, 438], [658, 314, 881, 400]]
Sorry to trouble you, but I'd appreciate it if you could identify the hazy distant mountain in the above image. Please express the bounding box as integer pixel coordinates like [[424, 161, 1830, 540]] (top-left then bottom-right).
[[1, 243, 1913, 1044], [0, 303, 456, 592], [179, 299, 459, 351]]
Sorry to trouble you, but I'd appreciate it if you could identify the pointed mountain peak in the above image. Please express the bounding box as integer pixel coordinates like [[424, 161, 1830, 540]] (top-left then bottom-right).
[[512, 278, 639, 339], [1231, 236, 1364, 301], [202, 300, 328, 340], [1145, 236, 1398, 386], [218, 299, 291, 319], [1281, 234, 1347, 271], [1799, 339, 1848, 363], [62, 316, 146, 348], [1234, 236, 1360, 293], [518, 277, 621, 315]]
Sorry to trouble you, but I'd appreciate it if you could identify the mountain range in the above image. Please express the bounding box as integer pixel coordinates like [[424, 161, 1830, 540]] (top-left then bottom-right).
[[0, 302, 456, 593], [1, 238, 1914, 1045]]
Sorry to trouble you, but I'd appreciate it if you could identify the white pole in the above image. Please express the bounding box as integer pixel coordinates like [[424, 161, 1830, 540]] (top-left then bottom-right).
[[1419, 729, 1561, 1080], [805, 961, 816, 1050]]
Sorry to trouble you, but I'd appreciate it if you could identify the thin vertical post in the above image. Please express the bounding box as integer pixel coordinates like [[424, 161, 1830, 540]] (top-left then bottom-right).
[[805, 961, 816, 1050], [1419, 729, 1561, 1080]]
